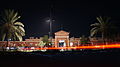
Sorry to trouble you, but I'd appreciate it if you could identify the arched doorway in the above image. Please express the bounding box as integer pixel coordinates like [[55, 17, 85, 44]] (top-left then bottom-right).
[[59, 40, 66, 47]]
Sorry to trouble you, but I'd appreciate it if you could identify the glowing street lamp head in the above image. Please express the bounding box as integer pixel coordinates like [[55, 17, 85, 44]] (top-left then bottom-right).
[[45, 18, 55, 23], [46, 19, 51, 23]]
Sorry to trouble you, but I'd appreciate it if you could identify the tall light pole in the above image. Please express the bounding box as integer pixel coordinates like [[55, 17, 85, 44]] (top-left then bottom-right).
[[45, 2, 54, 46], [46, 18, 53, 45], [46, 16, 54, 46]]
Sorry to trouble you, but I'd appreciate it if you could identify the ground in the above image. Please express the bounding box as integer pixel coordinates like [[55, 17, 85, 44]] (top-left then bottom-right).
[[0, 49, 120, 67]]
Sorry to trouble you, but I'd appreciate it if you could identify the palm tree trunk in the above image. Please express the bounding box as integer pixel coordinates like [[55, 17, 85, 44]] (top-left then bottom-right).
[[102, 32, 106, 44]]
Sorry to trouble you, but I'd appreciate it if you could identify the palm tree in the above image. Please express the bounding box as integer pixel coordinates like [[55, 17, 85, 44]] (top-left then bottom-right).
[[90, 16, 111, 42], [0, 9, 25, 41]]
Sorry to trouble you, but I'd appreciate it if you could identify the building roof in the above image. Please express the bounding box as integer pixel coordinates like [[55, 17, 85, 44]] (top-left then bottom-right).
[[55, 30, 69, 36]]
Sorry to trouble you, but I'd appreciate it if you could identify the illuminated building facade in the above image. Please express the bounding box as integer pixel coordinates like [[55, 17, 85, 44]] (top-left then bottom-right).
[[23, 30, 81, 47], [0, 30, 81, 48], [0, 30, 112, 48]]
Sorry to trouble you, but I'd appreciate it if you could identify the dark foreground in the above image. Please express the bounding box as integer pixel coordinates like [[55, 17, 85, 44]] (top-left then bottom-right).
[[0, 49, 120, 67]]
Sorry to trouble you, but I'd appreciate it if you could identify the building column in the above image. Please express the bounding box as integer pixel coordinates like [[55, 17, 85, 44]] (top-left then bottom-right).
[[67, 36, 69, 47], [78, 41, 79, 46], [55, 37, 57, 47]]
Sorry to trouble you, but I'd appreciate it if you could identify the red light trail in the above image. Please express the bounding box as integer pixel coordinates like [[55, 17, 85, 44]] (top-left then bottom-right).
[[22, 44, 120, 50]]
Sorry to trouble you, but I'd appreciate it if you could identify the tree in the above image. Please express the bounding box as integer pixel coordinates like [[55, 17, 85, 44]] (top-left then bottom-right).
[[38, 41, 46, 48], [0, 9, 25, 41], [42, 35, 49, 46], [90, 16, 111, 41], [80, 35, 88, 45]]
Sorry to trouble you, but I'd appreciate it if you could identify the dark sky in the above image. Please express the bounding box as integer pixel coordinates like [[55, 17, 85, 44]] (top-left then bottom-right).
[[0, 0, 120, 39]]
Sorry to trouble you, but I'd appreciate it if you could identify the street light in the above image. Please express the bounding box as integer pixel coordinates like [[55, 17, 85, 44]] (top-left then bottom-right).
[[46, 18, 54, 46], [45, 3, 54, 46]]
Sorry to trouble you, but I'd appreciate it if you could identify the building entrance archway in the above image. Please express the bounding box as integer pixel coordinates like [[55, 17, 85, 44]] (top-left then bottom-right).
[[54, 30, 69, 47]]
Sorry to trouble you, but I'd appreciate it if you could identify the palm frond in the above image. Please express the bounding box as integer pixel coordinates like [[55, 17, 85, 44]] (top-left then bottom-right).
[[18, 26, 25, 33], [12, 16, 20, 23], [1, 33, 6, 41], [1, 9, 21, 23], [12, 12, 18, 19], [12, 26, 25, 36], [90, 23, 100, 27], [97, 16, 104, 25], [15, 32, 22, 41], [14, 22, 24, 27], [90, 27, 99, 36], [90, 29, 98, 37], [9, 10, 14, 21]]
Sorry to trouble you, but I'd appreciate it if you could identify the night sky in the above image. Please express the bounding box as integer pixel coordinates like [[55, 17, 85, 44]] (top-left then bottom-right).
[[0, 0, 120, 39]]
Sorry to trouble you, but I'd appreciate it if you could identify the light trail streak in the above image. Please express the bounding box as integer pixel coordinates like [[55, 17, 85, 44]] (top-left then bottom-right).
[[22, 44, 120, 50]]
